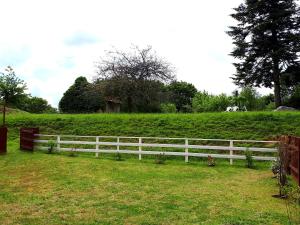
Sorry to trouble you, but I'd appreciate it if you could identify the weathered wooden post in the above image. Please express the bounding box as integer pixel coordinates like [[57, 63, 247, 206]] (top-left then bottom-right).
[[185, 138, 189, 163], [230, 140, 234, 165], [56, 135, 60, 151], [0, 126, 7, 154], [139, 138, 142, 160], [20, 128, 39, 151], [117, 137, 120, 152], [95, 136, 99, 158]]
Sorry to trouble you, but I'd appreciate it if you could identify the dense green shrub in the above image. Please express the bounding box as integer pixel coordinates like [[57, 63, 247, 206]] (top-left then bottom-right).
[[245, 149, 254, 168], [192, 91, 231, 112], [166, 81, 197, 112], [160, 103, 177, 113]]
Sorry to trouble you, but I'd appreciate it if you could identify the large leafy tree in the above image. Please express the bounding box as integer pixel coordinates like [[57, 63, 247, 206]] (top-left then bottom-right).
[[59, 76, 104, 113], [228, 0, 300, 107], [167, 81, 197, 112], [95, 46, 175, 112], [0, 66, 26, 125]]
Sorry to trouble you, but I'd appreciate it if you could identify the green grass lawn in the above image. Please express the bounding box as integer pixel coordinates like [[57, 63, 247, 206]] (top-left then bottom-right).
[[1, 141, 299, 225], [2, 112, 300, 224]]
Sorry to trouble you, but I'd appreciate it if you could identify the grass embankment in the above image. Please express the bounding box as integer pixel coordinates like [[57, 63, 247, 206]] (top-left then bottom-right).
[[6, 111, 300, 140], [0, 142, 299, 225]]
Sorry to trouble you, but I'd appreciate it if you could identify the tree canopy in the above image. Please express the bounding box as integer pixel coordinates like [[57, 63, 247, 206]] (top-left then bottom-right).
[[0, 66, 27, 124], [59, 76, 104, 113], [228, 0, 300, 107], [95, 46, 175, 112], [167, 81, 197, 112], [0, 66, 26, 105], [16, 95, 57, 114]]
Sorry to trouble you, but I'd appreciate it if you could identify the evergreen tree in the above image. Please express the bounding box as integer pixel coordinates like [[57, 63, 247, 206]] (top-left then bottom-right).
[[228, 0, 300, 107], [59, 77, 104, 113]]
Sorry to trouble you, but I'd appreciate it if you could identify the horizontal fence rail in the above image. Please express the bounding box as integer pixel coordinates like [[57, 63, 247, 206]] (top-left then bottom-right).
[[33, 134, 278, 164], [34, 134, 278, 164]]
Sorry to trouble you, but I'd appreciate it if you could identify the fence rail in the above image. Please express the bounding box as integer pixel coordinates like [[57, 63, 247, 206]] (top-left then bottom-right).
[[33, 134, 278, 164]]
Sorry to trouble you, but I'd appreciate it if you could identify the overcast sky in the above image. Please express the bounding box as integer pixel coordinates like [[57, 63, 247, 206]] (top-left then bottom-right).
[[0, 0, 272, 107]]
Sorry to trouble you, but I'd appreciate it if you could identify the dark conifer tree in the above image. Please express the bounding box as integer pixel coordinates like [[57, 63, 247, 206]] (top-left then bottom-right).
[[59, 76, 104, 113], [228, 0, 300, 107]]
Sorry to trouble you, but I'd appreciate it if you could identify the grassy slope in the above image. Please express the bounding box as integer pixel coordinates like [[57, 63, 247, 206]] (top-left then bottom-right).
[[6, 112, 300, 140], [0, 142, 299, 225]]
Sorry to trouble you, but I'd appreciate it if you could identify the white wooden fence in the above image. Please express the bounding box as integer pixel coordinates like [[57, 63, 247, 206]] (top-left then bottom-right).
[[34, 134, 278, 164]]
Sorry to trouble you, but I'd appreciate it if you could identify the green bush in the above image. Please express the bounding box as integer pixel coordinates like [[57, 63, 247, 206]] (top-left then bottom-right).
[[192, 91, 231, 112], [160, 103, 177, 113], [245, 149, 254, 168], [47, 140, 56, 154], [115, 152, 123, 161]]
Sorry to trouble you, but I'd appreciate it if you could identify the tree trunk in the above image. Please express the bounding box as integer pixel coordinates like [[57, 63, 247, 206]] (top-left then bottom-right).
[[271, 27, 282, 108], [274, 79, 282, 108], [273, 60, 282, 108]]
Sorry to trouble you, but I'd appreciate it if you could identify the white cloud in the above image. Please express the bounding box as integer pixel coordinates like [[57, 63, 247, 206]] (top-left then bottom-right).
[[0, 0, 272, 108]]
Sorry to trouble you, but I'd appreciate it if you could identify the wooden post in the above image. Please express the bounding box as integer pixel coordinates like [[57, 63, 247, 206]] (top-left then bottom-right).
[[57, 135, 60, 151], [139, 138, 142, 160], [95, 136, 99, 158], [2, 100, 6, 126], [230, 140, 233, 165], [0, 126, 7, 154], [185, 138, 189, 163], [117, 137, 120, 152]]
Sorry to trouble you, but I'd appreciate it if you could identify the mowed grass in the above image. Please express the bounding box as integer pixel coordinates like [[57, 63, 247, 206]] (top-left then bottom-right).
[[1, 141, 299, 225], [6, 111, 300, 140]]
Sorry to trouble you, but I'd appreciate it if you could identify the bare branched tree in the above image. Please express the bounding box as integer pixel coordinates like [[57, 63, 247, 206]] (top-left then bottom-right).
[[96, 45, 175, 82], [95, 46, 175, 112]]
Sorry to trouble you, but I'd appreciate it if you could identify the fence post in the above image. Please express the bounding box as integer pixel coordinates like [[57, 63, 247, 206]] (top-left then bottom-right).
[[139, 138, 142, 160], [57, 135, 60, 151], [95, 136, 99, 158], [230, 140, 233, 165], [117, 137, 120, 152], [185, 138, 189, 163]]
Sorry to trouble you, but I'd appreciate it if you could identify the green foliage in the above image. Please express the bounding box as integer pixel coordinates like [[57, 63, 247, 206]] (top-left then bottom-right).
[[0, 66, 27, 125], [166, 81, 197, 112], [59, 76, 104, 113], [103, 79, 165, 113], [0, 66, 27, 104], [160, 103, 177, 113], [95, 46, 174, 113], [245, 149, 254, 169], [47, 140, 56, 154], [284, 85, 300, 109], [16, 95, 57, 114], [228, 0, 300, 106], [238, 87, 260, 111], [115, 152, 123, 161], [155, 153, 166, 164], [265, 102, 276, 111], [192, 91, 231, 112], [207, 156, 215, 167]]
